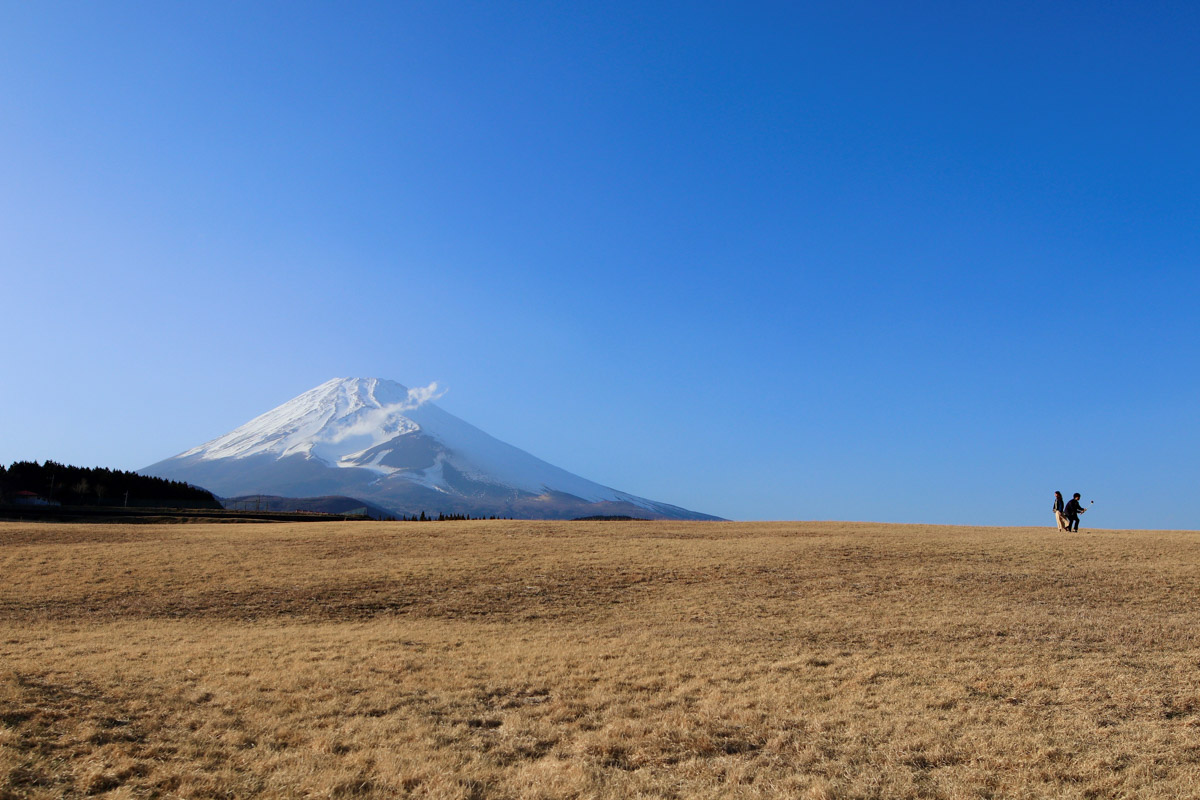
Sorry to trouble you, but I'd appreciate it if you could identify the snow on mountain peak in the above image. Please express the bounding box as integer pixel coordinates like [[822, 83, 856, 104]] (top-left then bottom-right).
[[173, 376, 640, 501], [180, 377, 446, 467]]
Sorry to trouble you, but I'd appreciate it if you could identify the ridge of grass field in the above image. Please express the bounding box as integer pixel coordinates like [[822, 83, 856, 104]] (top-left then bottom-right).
[[3, 520, 1200, 798], [0, 503, 377, 524]]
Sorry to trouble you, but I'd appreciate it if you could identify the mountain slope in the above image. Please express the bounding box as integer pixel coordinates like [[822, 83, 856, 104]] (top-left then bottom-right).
[[142, 378, 721, 521]]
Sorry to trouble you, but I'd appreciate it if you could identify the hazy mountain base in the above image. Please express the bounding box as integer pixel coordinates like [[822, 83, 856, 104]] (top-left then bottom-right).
[[3, 520, 1200, 799], [145, 452, 721, 520], [221, 495, 397, 520]]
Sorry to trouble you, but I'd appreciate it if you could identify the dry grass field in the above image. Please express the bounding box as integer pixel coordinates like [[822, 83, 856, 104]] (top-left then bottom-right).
[[3, 519, 1200, 799]]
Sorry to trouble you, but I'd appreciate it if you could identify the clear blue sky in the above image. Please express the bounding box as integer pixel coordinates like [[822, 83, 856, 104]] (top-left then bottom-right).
[[3, 2, 1197, 528]]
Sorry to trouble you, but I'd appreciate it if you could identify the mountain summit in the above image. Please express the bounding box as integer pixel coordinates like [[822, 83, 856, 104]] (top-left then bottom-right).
[[142, 378, 721, 520]]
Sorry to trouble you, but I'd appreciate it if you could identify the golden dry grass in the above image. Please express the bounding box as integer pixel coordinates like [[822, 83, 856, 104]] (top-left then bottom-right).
[[3, 519, 1200, 799]]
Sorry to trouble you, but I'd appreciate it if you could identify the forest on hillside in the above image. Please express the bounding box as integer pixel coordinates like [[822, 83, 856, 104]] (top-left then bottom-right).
[[0, 460, 219, 508]]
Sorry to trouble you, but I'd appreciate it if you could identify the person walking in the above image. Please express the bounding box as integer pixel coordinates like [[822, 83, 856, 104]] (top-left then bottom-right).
[[1053, 491, 1066, 530], [1063, 492, 1086, 532]]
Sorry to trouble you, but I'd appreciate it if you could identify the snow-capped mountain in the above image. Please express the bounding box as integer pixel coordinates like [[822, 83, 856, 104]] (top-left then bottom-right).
[[141, 378, 721, 520]]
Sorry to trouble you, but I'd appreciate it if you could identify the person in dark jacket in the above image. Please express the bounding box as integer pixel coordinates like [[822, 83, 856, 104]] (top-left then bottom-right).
[[1063, 493, 1086, 532], [1053, 491, 1066, 530]]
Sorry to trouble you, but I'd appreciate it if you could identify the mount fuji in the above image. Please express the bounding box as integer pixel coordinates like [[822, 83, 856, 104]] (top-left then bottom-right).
[[141, 378, 722, 520]]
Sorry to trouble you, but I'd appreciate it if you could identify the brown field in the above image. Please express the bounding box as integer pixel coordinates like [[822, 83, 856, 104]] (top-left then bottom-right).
[[3, 520, 1200, 799]]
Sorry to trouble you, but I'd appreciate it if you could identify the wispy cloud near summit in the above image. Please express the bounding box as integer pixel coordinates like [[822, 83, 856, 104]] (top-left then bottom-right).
[[401, 381, 446, 412]]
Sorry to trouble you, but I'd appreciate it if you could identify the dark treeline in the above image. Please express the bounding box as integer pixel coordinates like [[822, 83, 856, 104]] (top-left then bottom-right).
[[0, 460, 219, 508], [387, 511, 508, 522]]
